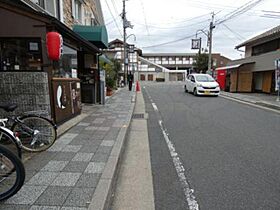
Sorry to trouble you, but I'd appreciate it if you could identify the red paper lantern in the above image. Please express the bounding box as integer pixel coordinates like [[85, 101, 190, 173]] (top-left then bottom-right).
[[46, 32, 63, 61]]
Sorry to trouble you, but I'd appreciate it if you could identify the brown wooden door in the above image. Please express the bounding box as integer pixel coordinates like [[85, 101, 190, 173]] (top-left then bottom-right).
[[148, 74, 153, 81], [262, 71, 272, 93], [238, 70, 252, 92], [230, 70, 237, 92], [140, 74, 145, 81]]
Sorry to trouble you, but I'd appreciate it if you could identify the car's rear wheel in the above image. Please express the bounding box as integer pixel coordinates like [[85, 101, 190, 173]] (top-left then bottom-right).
[[184, 85, 188, 93]]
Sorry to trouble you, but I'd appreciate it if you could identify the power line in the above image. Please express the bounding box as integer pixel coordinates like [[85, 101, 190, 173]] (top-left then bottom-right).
[[215, 0, 265, 26], [138, 0, 150, 38], [104, 0, 123, 37], [222, 24, 245, 41], [142, 26, 208, 49]]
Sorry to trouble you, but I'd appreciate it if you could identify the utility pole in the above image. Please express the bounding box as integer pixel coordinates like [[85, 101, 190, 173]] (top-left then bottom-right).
[[208, 13, 215, 72], [122, 0, 127, 86]]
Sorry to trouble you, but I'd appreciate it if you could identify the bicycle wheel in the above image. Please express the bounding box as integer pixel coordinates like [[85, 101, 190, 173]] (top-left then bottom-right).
[[0, 127, 22, 159], [11, 116, 57, 152], [0, 145, 25, 201]]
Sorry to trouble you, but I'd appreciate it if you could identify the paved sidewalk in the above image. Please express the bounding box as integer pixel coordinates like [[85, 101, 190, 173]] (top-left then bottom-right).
[[220, 91, 280, 111], [0, 88, 135, 210]]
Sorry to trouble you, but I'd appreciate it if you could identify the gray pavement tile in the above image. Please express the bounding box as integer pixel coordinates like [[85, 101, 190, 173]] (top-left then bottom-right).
[[4, 185, 47, 205], [77, 122, 90, 126], [60, 133, 79, 139], [72, 153, 94, 162], [29, 205, 60, 210], [63, 188, 95, 207], [79, 145, 99, 153], [46, 143, 65, 152], [75, 173, 100, 188], [0, 204, 30, 210], [101, 140, 114, 147], [62, 161, 89, 173], [91, 153, 109, 162], [61, 145, 82, 153], [25, 170, 38, 182], [41, 161, 68, 172], [79, 130, 95, 136], [84, 126, 98, 131], [61, 207, 88, 210], [97, 127, 110, 131], [96, 146, 112, 154], [84, 162, 105, 174], [53, 152, 76, 161], [66, 126, 85, 134], [25, 152, 58, 171], [26, 172, 59, 186], [35, 186, 72, 206], [50, 172, 81, 186]]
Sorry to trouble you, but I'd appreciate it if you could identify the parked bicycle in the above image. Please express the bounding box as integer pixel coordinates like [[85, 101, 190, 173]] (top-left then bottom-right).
[[0, 144, 25, 201], [0, 104, 57, 152]]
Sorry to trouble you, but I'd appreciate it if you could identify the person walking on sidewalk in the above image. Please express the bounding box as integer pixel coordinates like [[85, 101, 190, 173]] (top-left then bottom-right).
[[128, 71, 134, 91]]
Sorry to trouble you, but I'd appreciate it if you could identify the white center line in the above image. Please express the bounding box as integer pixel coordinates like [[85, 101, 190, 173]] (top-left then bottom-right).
[[152, 103, 158, 111]]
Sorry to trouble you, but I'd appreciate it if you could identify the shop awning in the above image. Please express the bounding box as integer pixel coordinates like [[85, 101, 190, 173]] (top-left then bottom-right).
[[216, 61, 255, 71], [73, 25, 108, 49]]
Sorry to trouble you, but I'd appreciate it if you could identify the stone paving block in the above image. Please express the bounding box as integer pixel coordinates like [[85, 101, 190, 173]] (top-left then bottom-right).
[[84, 126, 98, 131], [60, 207, 88, 210], [46, 143, 65, 152], [62, 161, 89, 173], [101, 140, 114, 147], [96, 146, 112, 154], [91, 153, 109, 162], [41, 161, 68, 172], [50, 172, 81, 186], [84, 162, 105, 174], [61, 145, 82, 153], [26, 172, 59, 186], [29, 206, 60, 210], [72, 153, 94, 162], [60, 133, 79, 139], [0, 204, 30, 210], [97, 127, 110, 131], [35, 186, 72, 206], [4, 185, 47, 205], [53, 152, 76, 161], [77, 122, 90, 126], [63, 188, 95, 207], [75, 173, 100, 188], [79, 145, 99, 153]]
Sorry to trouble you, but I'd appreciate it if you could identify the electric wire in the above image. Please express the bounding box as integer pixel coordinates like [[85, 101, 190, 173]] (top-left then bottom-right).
[[138, 0, 151, 38], [104, 0, 123, 37]]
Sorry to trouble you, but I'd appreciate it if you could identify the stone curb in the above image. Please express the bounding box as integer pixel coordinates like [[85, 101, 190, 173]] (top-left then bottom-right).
[[88, 91, 137, 210]]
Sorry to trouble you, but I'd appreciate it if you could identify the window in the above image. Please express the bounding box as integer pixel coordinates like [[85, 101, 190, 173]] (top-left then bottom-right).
[[53, 45, 77, 78], [32, 0, 59, 18], [0, 38, 42, 71], [72, 0, 83, 23], [252, 38, 280, 56]]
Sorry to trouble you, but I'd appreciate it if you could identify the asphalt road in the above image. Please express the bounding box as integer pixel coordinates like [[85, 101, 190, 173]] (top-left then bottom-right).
[[143, 82, 280, 210]]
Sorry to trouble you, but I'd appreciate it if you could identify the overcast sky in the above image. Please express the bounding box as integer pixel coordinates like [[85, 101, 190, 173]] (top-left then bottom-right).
[[101, 0, 280, 59]]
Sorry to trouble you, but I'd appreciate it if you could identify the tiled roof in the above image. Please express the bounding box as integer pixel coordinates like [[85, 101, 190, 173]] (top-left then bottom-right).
[[236, 25, 280, 48]]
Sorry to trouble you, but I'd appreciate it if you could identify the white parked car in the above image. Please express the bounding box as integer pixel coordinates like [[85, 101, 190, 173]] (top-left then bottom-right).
[[184, 73, 220, 96]]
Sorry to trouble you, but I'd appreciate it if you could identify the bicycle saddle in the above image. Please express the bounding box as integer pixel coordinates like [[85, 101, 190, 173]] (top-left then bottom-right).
[[0, 104, 17, 112]]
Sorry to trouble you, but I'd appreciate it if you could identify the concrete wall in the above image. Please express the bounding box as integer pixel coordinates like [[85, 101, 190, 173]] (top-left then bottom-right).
[[0, 72, 51, 117]]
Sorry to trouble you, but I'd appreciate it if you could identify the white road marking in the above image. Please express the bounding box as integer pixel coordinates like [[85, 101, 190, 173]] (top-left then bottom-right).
[[151, 103, 158, 111], [158, 120, 199, 210]]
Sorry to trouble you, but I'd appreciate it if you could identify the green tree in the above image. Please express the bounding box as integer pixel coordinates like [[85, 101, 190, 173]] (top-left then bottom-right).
[[100, 58, 121, 90], [193, 52, 209, 73]]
